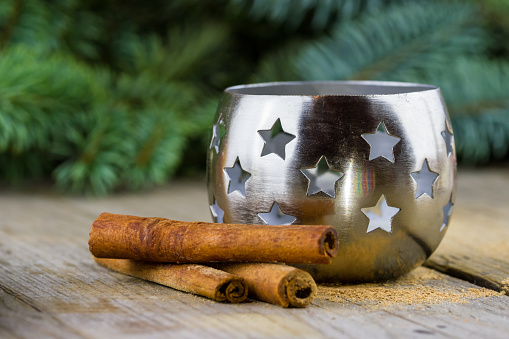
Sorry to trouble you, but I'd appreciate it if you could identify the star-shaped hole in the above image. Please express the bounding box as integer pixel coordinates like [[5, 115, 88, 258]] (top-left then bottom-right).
[[410, 159, 439, 199], [258, 202, 296, 225], [441, 194, 454, 231], [361, 122, 401, 163], [441, 121, 454, 157], [224, 157, 251, 197], [258, 118, 296, 160], [209, 197, 225, 223], [300, 156, 344, 198], [361, 194, 400, 233], [210, 115, 226, 154]]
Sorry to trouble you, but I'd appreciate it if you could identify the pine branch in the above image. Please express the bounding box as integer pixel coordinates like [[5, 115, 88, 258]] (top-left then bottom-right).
[[0, 150, 52, 184], [434, 58, 509, 114], [295, 1, 484, 81], [0, 0, 23, 50], [453, 110, 509, 164], [254, 1, 484, 83], [115, 24, 228, 86], [420, 58, 509, 164], [228, 0, 395, 32], [122, 109, 186, 190], [52, 107, 130, 195], [0, 45, 108, 154], [0, 0, 104, 60]]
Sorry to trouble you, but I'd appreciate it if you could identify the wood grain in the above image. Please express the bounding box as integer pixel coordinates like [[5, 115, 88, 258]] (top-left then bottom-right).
[[0, 171, 508, 338], [425, 167, 509, 294]]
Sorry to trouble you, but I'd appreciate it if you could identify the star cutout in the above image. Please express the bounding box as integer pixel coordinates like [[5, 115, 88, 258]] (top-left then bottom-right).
[[300, 156, 344, 198], [210, 116, 225, 153], [258, 118, 295, 160], [361, 194, 400, 233], [210, 197, 225, 223], [224, 157, 251, 197], [441, 195, 454, 231], [441, 122, 454, 157], [410, 159, 439, 199], [361, 122, 401, 162], [258, 202, 296, 225]]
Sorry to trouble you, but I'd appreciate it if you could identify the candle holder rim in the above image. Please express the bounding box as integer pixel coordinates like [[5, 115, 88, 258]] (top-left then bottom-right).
[[225, 80, 438, 97]]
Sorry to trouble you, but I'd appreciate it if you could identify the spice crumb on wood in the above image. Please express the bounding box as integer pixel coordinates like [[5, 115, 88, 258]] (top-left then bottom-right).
[[316, 267, 499, 308]]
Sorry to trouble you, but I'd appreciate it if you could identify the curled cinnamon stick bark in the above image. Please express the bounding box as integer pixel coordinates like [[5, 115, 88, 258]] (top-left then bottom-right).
[[89, 213, 338, 264], [213, 263, 317, 308], [94, 258, 248, 303]]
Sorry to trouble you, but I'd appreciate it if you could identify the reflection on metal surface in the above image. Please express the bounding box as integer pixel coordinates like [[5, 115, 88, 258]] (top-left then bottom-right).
[[441, 195, 454, 232], [300, 156, 344, 198], [224, 157, 251, 197], [207, 81, 457, 282], [209, 197, 224, 223], [410, 159, 439, 199], [361, 194, 400, 233], [361, 121, 401, 162], [257, 118, 296, 159], [258, 202, 297, 225]]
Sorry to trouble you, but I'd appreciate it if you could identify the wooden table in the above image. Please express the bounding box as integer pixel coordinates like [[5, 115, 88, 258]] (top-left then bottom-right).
[[1, 168, 508, 338]]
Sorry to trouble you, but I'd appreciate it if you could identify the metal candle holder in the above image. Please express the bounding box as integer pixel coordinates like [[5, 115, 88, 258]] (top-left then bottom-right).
[[207, 81, 456, 282]]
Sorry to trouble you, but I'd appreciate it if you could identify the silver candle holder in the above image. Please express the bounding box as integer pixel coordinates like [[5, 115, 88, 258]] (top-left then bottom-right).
[[207, 81, 456, 282]]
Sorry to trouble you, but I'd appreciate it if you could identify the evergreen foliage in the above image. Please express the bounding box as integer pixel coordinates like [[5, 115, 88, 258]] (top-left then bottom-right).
[[0, 0, 507, 194]]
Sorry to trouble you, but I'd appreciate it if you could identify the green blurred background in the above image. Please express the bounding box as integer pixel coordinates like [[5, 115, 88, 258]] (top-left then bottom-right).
[[0, 0, 508, 195]]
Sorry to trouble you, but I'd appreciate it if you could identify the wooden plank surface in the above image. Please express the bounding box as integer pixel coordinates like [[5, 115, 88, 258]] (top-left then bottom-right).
[[0, 170, 508, 338], [425, 167, 509, 294]]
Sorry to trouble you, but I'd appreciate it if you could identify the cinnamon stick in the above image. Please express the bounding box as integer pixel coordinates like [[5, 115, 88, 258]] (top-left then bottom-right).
[[213, 263, 317, 307], [89, 213, 338, 264], [94, 258, 248, 303]]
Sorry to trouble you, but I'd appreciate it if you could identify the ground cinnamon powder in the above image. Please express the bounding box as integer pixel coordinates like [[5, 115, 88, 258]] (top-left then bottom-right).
[[317, 267, 498, 308]]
